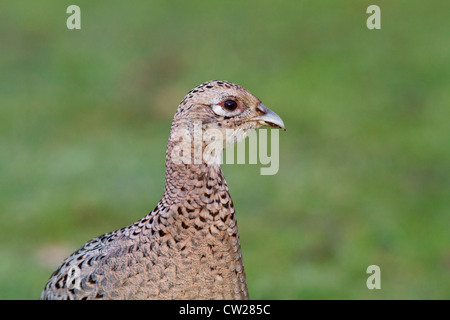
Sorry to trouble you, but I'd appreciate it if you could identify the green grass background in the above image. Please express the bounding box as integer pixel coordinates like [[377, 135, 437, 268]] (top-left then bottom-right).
[[1, 0, 449, 299]]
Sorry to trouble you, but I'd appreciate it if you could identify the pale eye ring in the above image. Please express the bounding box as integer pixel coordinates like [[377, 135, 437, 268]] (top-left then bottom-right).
[[211, 99, 241, 117]]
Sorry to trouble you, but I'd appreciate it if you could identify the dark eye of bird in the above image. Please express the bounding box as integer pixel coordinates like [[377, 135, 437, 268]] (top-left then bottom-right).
[[223, 100, 238, 112]]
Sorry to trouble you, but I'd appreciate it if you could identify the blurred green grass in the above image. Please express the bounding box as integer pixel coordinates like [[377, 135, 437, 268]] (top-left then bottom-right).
[[1, 0, 449, 299]]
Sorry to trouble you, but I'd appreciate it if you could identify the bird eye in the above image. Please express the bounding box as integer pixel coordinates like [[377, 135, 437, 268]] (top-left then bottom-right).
[[223, 100, 238, 112]]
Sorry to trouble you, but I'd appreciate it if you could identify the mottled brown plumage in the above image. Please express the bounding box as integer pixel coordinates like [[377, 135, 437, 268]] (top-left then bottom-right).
[[40, 80, 285, 300]]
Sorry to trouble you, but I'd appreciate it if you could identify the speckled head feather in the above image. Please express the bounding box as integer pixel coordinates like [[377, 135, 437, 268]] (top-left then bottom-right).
[[40, 80, 285, 300]]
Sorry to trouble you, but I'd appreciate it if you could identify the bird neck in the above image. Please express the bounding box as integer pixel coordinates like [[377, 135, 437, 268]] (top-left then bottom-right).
[[162, 160, 228, 206], [162, 124, 228, 206], [147, 157, 247, 299], [146, 133, 247, 299]]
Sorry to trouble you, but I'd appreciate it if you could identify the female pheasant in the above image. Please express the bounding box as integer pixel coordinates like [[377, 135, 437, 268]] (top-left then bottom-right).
[[40, 80, 285, 300]]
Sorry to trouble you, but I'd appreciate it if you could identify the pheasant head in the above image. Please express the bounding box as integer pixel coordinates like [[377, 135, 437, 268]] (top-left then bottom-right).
[[167, 80, 285, 167]]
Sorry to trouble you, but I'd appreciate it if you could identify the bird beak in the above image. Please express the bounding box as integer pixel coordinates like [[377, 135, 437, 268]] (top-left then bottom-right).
[[252, 104, 286, 131]]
